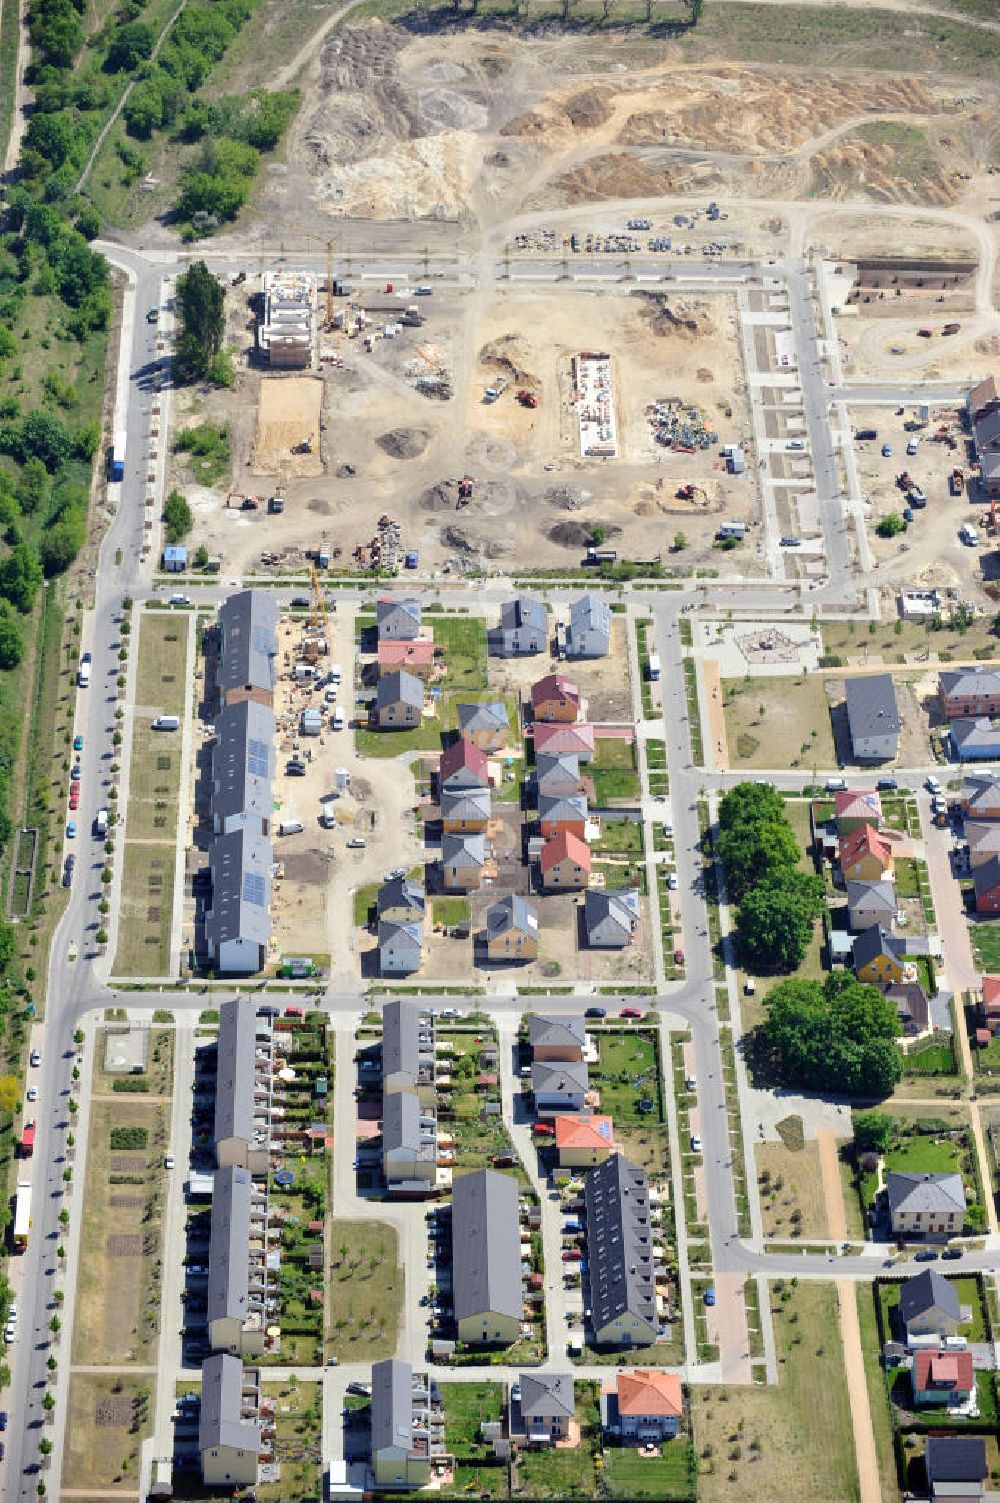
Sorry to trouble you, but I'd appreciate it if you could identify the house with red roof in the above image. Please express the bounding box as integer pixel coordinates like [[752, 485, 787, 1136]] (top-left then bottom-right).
[[539, 831, 591, 891], [980, 975, 1000, 1033], [439, 738, 489, 794], [555, 1114, 614, 1167], [377, 639, 436, 675], [602, 1370, 683, 1443], [911, 1349, 974, 1408], [531, 673, 581, 724], [840, 822, 895, 882], [533, 722, 595, 762], [834, 788, 883, 836]]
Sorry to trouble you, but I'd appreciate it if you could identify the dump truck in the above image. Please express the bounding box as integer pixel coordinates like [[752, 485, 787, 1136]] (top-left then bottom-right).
[[951, 468, 965, 497], [517, 390, 539, 408]]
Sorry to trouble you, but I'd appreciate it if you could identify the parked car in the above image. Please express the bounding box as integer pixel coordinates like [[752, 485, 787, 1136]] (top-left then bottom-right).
[[584, 1006, 607, 1019], [286, 760, 307, 776], [66, 820, 76, 839], [926, 776, 942, 794], [690, 1133, 702, 1152], [704, 1287, 716, 1306], [561, 1249, 582, 1262], [26, 1086, 37, 1103], [73, 734, 83, 752], [346, 837, 367, 849], [914, 1249, 939, 1262], [876, 777, 898, 791], [620, 1006, 643, 1019], [673, 948, 685, 965], [941, 1247, 963, 1260]]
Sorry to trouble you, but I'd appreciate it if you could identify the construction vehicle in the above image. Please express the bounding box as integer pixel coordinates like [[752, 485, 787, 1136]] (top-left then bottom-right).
[[942, 322, 961, 335], [917, 328, 933, 338], [896, 472, 913, 491], [517, 390, 539, 409], [950, 468, 965, 497], [675, 483, 708, 502], [458, 476, 475, 501], [292, 437, 312, 455]]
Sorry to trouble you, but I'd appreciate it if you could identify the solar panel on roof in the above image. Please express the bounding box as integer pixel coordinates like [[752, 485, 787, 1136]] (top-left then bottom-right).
[[242, 871, 266, 907], [247, 738, 269, 778]]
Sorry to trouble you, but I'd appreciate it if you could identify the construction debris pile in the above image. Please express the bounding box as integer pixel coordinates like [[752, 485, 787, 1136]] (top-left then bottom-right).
[[354, 514, 402, 571], [648, 400, 718, 452]]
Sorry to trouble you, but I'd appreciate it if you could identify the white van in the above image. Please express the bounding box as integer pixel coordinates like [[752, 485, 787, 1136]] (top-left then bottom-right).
[[278, 819, 304, 836], [824, 776, 847, 792], [332, 707, 345, 731], [152, 715, 180, 731]]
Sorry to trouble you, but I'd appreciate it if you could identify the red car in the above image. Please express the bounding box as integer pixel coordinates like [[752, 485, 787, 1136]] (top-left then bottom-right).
[[69, 786, 80, 810], [532, 1123, 553, 1137], [285, 1006, 303, 1018], [620, 1006, 643, 1020], [561, 1249, 582, 1261], [674, 948, 686, 966]]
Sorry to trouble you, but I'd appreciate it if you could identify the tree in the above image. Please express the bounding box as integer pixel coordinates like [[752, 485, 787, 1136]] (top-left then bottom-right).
[[163, 489, 192, 543], [175, 262, 224, 381], [716, 781, 800, 902], [18, 457, 51, 515], [876, 512, 906, 539], [0, 542, 43, 613], [40, 512, 85, 576], [104, 20, 155, 71], [0, 607, 25, 670], [854, 1111, 896, 1155], [754, 973, 902, 1097], [735, 870, 825, 972]]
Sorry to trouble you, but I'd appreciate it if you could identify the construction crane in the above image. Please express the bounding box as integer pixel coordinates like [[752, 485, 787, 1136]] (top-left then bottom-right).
[[310, 565, 328, 630], [281, 224, 336, 329]]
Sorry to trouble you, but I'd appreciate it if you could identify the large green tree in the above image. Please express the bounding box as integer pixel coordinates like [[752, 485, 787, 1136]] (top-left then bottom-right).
[[716, 780, 801, 901], [175, 261, 224, 380], [735, 869, 825, 972], [757, 972, 902, 1097]]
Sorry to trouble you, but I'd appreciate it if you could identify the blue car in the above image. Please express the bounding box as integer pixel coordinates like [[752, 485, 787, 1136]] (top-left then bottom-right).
[[73, 734, 84, 752], [585, 1006, 607, 1019], [66, 820, 77, 839], [704, 1288, 716, 1306]]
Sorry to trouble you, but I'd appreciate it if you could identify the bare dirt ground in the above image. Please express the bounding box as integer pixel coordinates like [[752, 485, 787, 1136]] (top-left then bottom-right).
[[253, 375, 324, 477]]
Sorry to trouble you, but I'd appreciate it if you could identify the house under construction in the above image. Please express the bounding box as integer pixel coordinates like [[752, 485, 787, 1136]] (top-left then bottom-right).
[[257, 271, 314, 370]]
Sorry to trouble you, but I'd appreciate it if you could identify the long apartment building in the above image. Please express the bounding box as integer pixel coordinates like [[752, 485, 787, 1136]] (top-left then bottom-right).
[[381, 1000, 437, 1196], [206, 1164, 272, 1358], [452, 1168, 523, 1346], [214, 997, 273, 1173], [584, 1154, 659, 1348]]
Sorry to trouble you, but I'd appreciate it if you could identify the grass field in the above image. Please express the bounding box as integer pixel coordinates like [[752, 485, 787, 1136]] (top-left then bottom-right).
[[591, 737, 641, 803], [855, 1285, 903, 1503], [433, 897, 470, 926], [124, 722, 183, 843], [971, 920, 1000, 973], [326, 1219, 402, 1361], [723, 674, 835, 770], [73, 1099, 166, 1366], [112, 843, 176, 976], [592, 818, 644, 856], [441, 1381, 504, 1453], [756, 1140, 828, 1240], [135, 611, 190, 718], [63, 1373, 152, 1493], [692, 1282, 859, 1503], [432, 615, 488, 693], [604, 1442, 696, 1500]]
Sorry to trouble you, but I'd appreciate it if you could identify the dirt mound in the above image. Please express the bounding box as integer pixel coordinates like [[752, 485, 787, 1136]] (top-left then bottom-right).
[[307, 498, 332, 514], [376, 427, 429, 460], [548, 520, 621, 549], [564, 89, 611, 129], [440, 523, 513, 558], [545, 485, 587, 511], [975, 336, 1000, 357], [696, 367, 714, 383], [500, 110, 549, 138], [479, 334, 537, 385], [419, 481, 457, 512], [807, 132, 958, 206], [547, 153, 676, 204], [632, 292, 715, 340]]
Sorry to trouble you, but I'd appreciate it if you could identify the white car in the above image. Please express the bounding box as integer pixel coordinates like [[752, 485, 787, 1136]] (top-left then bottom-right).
[[926, 776, 942, 795], [441, 1007, 461, 1020], [346, 837, 366, 849], [690, 1133, 702, 1152], [786, 439, 806, 451], [26, 1085, 37, 1103]]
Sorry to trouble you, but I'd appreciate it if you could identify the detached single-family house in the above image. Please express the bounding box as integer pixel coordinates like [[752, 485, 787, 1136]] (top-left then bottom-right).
[[568, 594, 612, 659], [370, 1358, 432, 1490], [529, 1014, 586, 1062], [532, 1059, 589, 1115], [939, 667, 1000, 720], [536, 753, 584, 798], [973, 855, 1000, 914], [846, 879, 897, 932], [539, 830, 591, 890], [452, 1168, 523, 1346], [484, 894, 539, 962], [533, 722, 596, 761], [964, 821, 1000, 869], [376, 670, 423, 729], [961, 772, 1000, 822], [912, 1349, 974, 1408], [555, 1114, 615, 1168], [440, 786, 491, 834], [840, 822, 895, 882], [377, 639, 436, 676], [835, 789, 883, 835], [512, 1373, 575, 1445], [602, 1370, 683, 1444], [439, 737, 489, 793], [886, 1170, 967, 1239], [457, 700, 510, 753], [441, 833, 486, 892], [377, 597, 422, 642], [884, 981, 931, 1037], [584, 889, 639, 948], [377, 877, 425, 922], [199, 1353, 261, 1490], [538, 793, 587, 840], [377, 919, 423, 976], [980, 974, 1000, 1032], [585, 1155, 658, 1347], [951, 717, 1000, 762], [924, 1435, 987, 1501], [852, 925, 906, 986], [489, 597, 548, 657], [898, 1270, 962, 1344], [531, 673, 581, 724], [844, 674, 900, 761]]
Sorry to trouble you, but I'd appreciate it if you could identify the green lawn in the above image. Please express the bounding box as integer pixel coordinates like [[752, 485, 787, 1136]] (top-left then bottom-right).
[[903, 1034, 957, 1076], [430, 615, 488, 693], [592, 819, 644, 856], [854, 1284, 908, 1503], [592, 1031, 662, 1122], [603, 1442, 696, 1500], [326, 1220, 402, 1361], [136, 610, 190, 718], [354, 883, 377, 928], [895, 858, 921, 899], [441, 1381, 504, 1453], [971, 921, 1000, 973], [516, 1387, 602, 1498], [886, 1135, 963, 1176], [592, 738, 640, 802], [125, 722, 183, 843], [356, 719, 444, 757], [432, 897, 470, 926], [879, 1274, 986, 1342], [112, 843, 175, 977]]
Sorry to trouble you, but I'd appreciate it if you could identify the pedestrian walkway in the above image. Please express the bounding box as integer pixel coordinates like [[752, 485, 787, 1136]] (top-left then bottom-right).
[[818, 1128, 847, 1242], [837, 1279, 882, 1503], [702, 658, 729, 770]]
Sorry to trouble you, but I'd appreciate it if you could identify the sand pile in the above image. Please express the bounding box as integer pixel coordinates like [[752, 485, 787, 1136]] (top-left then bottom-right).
[[479, 335, 538, 385], [376, 428, 429, 460], [633, 292, 715, 341]]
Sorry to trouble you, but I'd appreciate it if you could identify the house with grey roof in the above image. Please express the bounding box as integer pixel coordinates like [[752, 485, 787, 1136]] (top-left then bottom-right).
[[883, 981, 931, 1037], [484, 894, 539, 962], [217, 589, 278, 708], [897, 1269, 963, 1345], [852, 924, 906, 986], [511, 1373, 575, 1445], [538, 792, 587, 837], [440, 786, 491, 833], [585, 1154, 659, 1347], [382, 1088, 437, 1190], [457, 700, 510, 753], [377, 669, 423, 729], [207, 1164, 268, 1357], [214, 997, 273, 1173], [532, 1058, 589, 1116], [489, 596, 548, 657], [568, 593, 612, 659], [951, 717, 1000, 762], [529, 1014, 586, 1060], [846, 878, 897, 932], [925, 1435, 988, 1500], [377, 597, 423, 642], [844, 673, 900, 761], [536, 753, 583, 798], [381, 999, 434, 1094], [965, 821, 1000, 868], [940, 666, 1000, 719], [961, 772, 1000, 821], [452, 1168, 523, 1346], [886, 1170, 967, 1239], [584, 889, 640, 948], [441, 832, 486, 891], [211, 699, 276, 837], [371, 1359, 435, 1490], [377, 919, 423, 977], [199, 1352, 261, 1490], [377, 876, 426, 921], [205, 826, 273, 977]]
